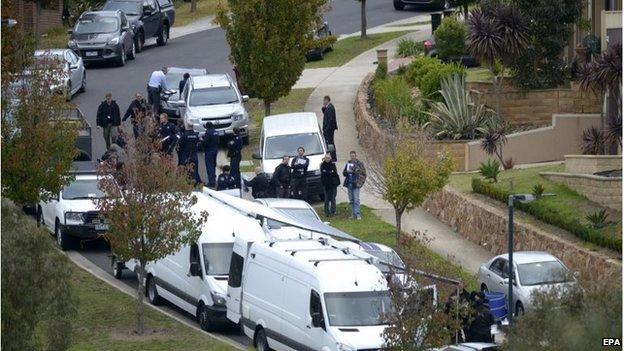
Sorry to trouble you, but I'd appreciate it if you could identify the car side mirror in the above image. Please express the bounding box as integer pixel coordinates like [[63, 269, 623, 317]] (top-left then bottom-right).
[[311, 312, 324, 328], [252, 152, 262, 160], [190, 261, 202, 277], [172, 100, 185, 107], [70, 63, 79, 70], [66, 29, 73, 34], [242, 95, 250, 102], [323, 221, 331, 225]]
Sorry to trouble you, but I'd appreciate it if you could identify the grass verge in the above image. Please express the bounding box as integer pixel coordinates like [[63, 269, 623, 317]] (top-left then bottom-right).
[[40, 27, 70, 50], [305, 31, 413, 69], [387, 20, 431, 27], [68, 264, 233, 350], [173, 0, 222, 27], [320, 203, 478, 291]]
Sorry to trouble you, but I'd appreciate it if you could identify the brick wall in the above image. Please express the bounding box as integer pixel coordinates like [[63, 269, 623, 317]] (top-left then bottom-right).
[[424, 187, 622, 285], [14, 0, 63, 33], [468, 82, 601, 125], [541, 172, 622, 211]]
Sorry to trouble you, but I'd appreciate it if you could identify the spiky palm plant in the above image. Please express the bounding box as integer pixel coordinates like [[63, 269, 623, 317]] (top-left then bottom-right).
[[425, 75, 493, 140]]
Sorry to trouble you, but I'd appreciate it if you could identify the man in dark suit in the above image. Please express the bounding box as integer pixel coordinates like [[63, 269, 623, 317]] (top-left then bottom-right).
[[96, 92, 121, 150], [322, 95, 338, 161]]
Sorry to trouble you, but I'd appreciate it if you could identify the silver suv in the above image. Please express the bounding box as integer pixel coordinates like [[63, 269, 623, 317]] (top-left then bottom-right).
[[175, 73, 249, 143]]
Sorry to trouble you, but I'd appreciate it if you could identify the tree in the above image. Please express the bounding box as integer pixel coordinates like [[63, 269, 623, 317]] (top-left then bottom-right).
[[216, 0, 326, 116], [1, 21, 78, 206], [509, 0, 583, 89], [2, 199, 77, 351], [466, 4, 528, 120], [368, 131, 454, 247], [97, 112, 208, 334], [356, 0, 367, 38], [190, 0, 197, 13]]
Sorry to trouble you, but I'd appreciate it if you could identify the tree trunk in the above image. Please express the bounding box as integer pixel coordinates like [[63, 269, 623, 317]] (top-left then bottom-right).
[[35, 1, 42, 49], [264, 100, 271, 116], [360, 0, 367, 39], [494, 74, 501, 121], [136, 262, 145, 335], [394, 208, 402, 248], [190, 0, 197, 13]]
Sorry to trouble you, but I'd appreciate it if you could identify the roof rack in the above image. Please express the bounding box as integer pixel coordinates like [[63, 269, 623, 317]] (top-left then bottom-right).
[[309, 257, 374, 267], [268, 237, 328, 247], [287, 247, 350, 256]]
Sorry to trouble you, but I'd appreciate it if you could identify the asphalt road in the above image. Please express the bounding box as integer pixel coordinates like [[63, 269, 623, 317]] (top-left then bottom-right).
[[71, 1, 431, 348]]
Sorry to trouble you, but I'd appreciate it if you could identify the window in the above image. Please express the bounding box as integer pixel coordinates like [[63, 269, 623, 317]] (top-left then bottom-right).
[[228, 253, 244, 287], [157, 0, 172, 6], [324, 291, 393, 327], [67, 50, 79, 64], [489, 258, 505, 276], [309, 290, 325, 329], [264, 133, 324, 159], [189, 87, 239, 106], [202, 243, 234, 275], [190, 243, 200, 264]]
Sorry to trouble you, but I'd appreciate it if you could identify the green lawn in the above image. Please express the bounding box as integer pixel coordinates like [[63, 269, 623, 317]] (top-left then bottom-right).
[[450, 165, 622, 244], [320, 204, 478, 291], [465, 67, 512, 83], [40, 27, 70, 50], [173, 0, 222, 27], [68, 265, 234, 351], [305, 31, 413, 69]]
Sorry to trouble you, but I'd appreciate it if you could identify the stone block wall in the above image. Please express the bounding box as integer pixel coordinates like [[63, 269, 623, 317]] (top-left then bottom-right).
[[13, 0, 63, 33], [541, 172, 622, 211], [565, 155, 623, 174], [424, 187, 621, 285]]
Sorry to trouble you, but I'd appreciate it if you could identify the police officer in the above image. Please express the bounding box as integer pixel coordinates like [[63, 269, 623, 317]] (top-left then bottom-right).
[[227, 127, 243, 188], [202, 122, 220, 188], [177, 123, 201, 185], [290, 147, 309, 199], [243, 167, 272, 198], [272, 155, 291, 198], [217, 165, 237, 190], [158, 113, 177, 155]]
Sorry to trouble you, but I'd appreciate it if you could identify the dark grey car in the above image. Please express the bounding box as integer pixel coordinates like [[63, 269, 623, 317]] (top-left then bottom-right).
[[68, 10, 136, 66], [393, 0, 451, 10]]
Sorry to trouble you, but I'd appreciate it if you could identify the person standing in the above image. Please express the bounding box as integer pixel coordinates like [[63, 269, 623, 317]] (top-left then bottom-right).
[[217, 165, 237, 190], [322, 95, 338, 161], [177, 123, 201, 185], [343, 150, 366, 220], [290, 147, 309, 200], [227, 127, 243, 188], [202, 122, 220, 188], [179, 72, 190, 98], [158, 113, 177, 155], [320, 153, 340, 217], [147, 67, 169, 114], [243, 167, 272, 198], [122, 92, 148, 138], [96, 93, 121, 150], [272, 156, 291, 198]]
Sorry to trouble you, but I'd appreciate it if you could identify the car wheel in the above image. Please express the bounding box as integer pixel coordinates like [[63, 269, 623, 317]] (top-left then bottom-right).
[[197, 303, 216, 332], [157, 24, 168, 46], [393, 0, 405, 10], [65, 81, 72, 101], [135, 32, 144, 53], [515, 302, 525, 317], [78, 73, 86, 93], [117, 46, 126, 66], [36, 206, 44, 228], [112, 261, 124, 279], [147, 275, 163, 305], [481, 283, 489, 293], [128, 41, 136, 60], [318, 49, 324, 60], [254, 328, 269, 351], [55, 219, 73, 251]]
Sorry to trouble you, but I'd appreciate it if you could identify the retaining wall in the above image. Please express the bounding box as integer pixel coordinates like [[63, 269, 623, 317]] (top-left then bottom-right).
[[541, 172, 622, 211], [565, 155, 623, 174]]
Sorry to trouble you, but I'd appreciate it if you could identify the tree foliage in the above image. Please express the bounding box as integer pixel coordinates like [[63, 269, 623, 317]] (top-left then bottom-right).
[[1, 199, 77, 351], [509, 0, 583, 89], [216, 0, 326, 115], [368, 133, 454, 246], [1, 25, 78, 205], [97, 112, 207, 334]]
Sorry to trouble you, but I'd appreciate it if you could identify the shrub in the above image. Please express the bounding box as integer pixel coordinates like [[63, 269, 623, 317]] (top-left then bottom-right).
[[404, 56, 441, 87], [418, 62, 466, 101], [396, 38, 423, 58], [502, 158, 515, 170], [532, 183, 545, 198], [375, 61, 388, 81], [479, 159, 501, 182], [580, 127, 606, 155], [434, 17, 466, 59], [373, 76, 418, 125], [471, 178, 622, 250], [586, 209, 609, 229]]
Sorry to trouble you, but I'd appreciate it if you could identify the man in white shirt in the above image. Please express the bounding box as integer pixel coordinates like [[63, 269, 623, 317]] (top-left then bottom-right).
[[147, 66, 169, 115]]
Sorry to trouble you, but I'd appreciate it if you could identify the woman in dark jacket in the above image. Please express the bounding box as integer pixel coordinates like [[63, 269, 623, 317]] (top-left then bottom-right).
[[320, 153, 340, 217]]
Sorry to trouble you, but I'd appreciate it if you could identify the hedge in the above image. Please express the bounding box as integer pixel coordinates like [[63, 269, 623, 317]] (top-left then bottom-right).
[[472, 178, 622, 251]]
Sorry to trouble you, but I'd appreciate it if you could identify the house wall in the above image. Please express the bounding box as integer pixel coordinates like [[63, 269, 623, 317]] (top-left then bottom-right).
[[13, 0, 63, 33]]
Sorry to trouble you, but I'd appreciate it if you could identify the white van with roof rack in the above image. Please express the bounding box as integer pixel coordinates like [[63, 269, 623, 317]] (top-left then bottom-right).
[[227, 237, 391, 351]]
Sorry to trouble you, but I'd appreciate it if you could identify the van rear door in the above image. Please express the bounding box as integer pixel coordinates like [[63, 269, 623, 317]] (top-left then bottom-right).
[[226, 240, 247, 323]]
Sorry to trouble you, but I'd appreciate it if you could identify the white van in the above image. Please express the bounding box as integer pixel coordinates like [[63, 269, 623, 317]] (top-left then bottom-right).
[[252, 113, 334, 199], [119, 192, 266, 331], [227, 238, 392, 351]]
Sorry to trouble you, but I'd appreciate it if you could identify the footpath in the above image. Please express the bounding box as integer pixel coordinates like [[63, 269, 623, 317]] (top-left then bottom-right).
[[300, 19, 492, 274]]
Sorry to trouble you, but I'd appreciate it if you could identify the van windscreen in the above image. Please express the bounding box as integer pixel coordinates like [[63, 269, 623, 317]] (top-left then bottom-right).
[[202, 243, 234, 275], [264, 133, 324, 159], [324, 291, 393, 326]]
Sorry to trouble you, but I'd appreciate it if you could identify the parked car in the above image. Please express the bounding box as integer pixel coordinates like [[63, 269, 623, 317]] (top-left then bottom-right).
[[252, 113, 335, 200], [423, 36, 479, 67], [102, 0, 175, 51], [37, 162, 110, 250], [173, 74, 249, 142], [477, 251, 577, 316], [34, 49, 86, 99], [227, 237, 392, 351], [160, 66, 208, 120], [393, 0, 451, 10], [306, 21, 333, 60], [68, 10, 136, 66]]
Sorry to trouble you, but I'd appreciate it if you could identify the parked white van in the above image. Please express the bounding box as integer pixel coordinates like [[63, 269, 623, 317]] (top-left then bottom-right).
[[228, 237, 392, 351], [252, 113, 334, 199]]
